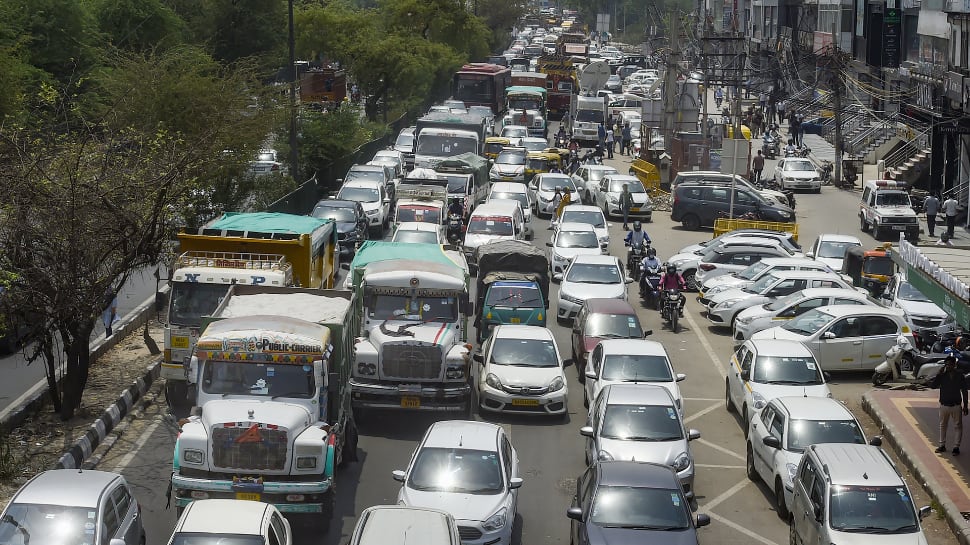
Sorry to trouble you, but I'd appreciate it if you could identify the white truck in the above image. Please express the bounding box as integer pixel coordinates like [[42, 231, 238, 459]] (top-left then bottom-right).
[[347, 241, 473, 417], [170, 286, 358, 531], [570, 95, 607, 145], [413, 112, 487, 169]]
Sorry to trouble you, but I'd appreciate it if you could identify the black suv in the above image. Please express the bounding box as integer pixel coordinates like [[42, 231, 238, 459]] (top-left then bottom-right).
[[311, 199, 368, 257], [670, 181, 795, 230]]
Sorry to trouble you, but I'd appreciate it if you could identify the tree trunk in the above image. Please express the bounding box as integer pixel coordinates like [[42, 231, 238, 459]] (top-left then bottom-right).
[[59, 321, 94, 421], [40, 335, 62, 414]]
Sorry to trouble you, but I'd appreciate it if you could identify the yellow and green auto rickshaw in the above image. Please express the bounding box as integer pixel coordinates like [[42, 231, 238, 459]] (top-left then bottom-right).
[[524, 151, 563, 181], [484, 137, 511, 161]]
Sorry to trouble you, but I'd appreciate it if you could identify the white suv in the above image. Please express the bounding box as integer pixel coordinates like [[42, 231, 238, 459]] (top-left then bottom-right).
[[859, 180, 919, 241]]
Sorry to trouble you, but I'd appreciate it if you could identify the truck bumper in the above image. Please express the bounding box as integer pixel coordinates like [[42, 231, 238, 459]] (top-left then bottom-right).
[[171, 473, 332, 514], [349, 379, 471, 411]]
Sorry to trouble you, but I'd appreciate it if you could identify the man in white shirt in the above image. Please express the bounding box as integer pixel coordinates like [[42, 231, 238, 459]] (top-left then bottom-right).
[[943, 195, 959, 238]]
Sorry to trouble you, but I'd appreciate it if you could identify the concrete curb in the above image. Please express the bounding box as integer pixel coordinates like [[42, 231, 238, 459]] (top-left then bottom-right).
[[862, 391, 970, 545], [82, 390, 162, 470]]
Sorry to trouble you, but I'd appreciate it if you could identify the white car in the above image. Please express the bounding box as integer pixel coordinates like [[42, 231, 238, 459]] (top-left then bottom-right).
[[747, 396, 879, 521], [571, 165, 619, 203], [733, 287, 873, 341], [392, 221, 444, 244], [499, 125, 529, 146], [393, 421, 522, 545], [555, 205, 610, 251], [678, 229, 802, 257], [489, 147, 527, 183], [488, 182, 533, 224], [546, 222, 602, 279], [750, 305, 914, 371], [557, 254, 632, 324], [336, 179, 390, 236], [168, 499, 292, 544], [476, 325, 568, 416], [698, 257, 833, 302], [880, 274, 957, 333], [589, 174, 652, 221], [805, 233, 861, 272], [519, 137, 549, 152], [670, 234, 803, 291], [530, 173, 577, 218], [248, 149, 284, 176], [691, 240, 802, 288], [725, 339, 832, 435], [372, 149, 405, 178], [350, 506, 460, 545], [773, 158, 822, 192], [705, 270, 853, 328], [582, 339, 685, 413]]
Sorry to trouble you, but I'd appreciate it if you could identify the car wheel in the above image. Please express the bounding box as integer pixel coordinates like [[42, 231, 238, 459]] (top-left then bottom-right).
[[725, 380, 735, 413], [683, 270, 698, 291], [789, 514, 798, 545], [814, 187, 821, 194], [682, 214, 701, 231], [860, 215, 870, 233], [776, 478, 790, 520], [872, 224, 882, 240], [746, 443, 758, 481]]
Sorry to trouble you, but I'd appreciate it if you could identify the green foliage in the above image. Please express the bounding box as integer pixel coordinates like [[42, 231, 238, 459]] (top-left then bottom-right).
[[299, 103, 384, 176], [7, 0, 104, 83], [92, 0, 187, 52]]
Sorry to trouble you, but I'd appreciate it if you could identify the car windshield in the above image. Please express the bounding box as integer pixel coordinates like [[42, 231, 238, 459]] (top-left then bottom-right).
[[368, 294, 458, 322], [393, 230, 439, 244], [538, 176, 574, 191], [586, 313, 643, 338], [0, 504, 96, 545], [818, 240, 859, 259], [745, 274, 782, 294], [586, 169, 617, 182], [565, 263, 621, 284], [829, 485, 919, 534], [875, 192, 912, 207], [485, 285, 542, 308], [396, 207, 441, 224], [489, 338, 559, 367], [782, 309, 834, 336], [752, 355, 823, 384], [445, 175, 470, 193], [337, 186, 380, 203], [172, 535, 265, 545], [557, 231, 599, 249], [202, 361, 314, 398], [522, 141, 548, 152], [491, 192, 529, 210], [786, 419, 865, 452], [897, 281, 932, 302], [467, 215, 513, 236], [608, 180, 646, 193], [312, 205, 357, 222], [408, 448, 504, 494], [590, 486, 690, 529], [496, 150, 527, 165], [256, 152, 276, 162], [561, 210, 605, 228], [785, 160, 816, 172], [602, 404, 683, 440], [574, 109, 602, 123], [765, 291, 804, 311], [169, 282, 231, 327], [600, 354, 672, 381], [735, 262, 770, 281], [395, 132, 415, 148], [416, 135, 478, 156]]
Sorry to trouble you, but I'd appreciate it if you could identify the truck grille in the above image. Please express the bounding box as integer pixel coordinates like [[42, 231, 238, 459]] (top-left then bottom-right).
[[211, 425, 288, 471], [382, 343, 442, 379]]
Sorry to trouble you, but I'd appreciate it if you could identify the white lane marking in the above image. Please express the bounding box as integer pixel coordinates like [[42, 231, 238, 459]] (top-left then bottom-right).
[[682, 308, 727, 376], [684, 401, 722, 424], [697, 438, 745, 461], [706, 512, 781, 545], [695, 464, 745, 469], [701, 477, 750, 511], [111, 417, 164, 472]]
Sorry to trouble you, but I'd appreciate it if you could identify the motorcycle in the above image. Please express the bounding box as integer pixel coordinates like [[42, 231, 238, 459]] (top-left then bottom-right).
[[640, 265, 662, 310], [626, 242, 647, 279], [446, 213, 463, 244], [761, 132, 780, 159], [871, 334, 966, 386], [818, 160, 834, 186], [660, 289, 685, 333]]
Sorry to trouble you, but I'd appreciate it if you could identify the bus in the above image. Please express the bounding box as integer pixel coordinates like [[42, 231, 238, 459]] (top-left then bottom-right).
[[453, 63, 512, 116]]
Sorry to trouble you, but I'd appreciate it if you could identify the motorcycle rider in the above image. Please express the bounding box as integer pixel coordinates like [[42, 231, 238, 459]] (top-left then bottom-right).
[[448, 198, 464, 219], [624, 221, 651, 270], [639, 247, 662, 295], [659, 264, 686, 316], [784, 139, 797, 157]]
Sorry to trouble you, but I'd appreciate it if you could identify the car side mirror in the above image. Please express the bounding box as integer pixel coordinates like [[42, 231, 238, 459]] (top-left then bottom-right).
[[822, 331, 836, 340], [336, 178, 344, 185], [580, 426, 594, 437], [625, 276, 635, 284], [643, 329, 653, 337], [676, 373, 687, 382], [392, 470, 406, 482], [696, 514, 711, 528], [585, 369, 597, 380], [740, 369, 750, 381], [553, 273, 563, 281], [383, 198, 392, 204], [762, 435, 781, 449], [918, 505, 932, 520], [510, 477, 524, 489], [473, 352, 484, 363], [688, 429, 701, 441], [869, 436, 883, 446], [341, 261, 351, 270], [566, 507, 584, 521], [110, 539, 126, 545], [823, 371, 832, 382], [806, 252, 814, 258]]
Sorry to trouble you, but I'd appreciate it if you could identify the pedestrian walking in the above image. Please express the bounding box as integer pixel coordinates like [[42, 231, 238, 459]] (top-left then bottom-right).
[[597, 122, 606, 148], [758, 91, 767, 110], [606, 127, 615, 158], [944, 194, 959, 238], [924, 193, 940, 237], [607, 113, 615, 131], [931, 355, 968, 455], [620, 124, 631, 156], [776, 100, 786, 125], [619, 183, 635, 230], [102, 288, 118, 338], [556, 187, 572, 219], [752, 150, 765, 183]]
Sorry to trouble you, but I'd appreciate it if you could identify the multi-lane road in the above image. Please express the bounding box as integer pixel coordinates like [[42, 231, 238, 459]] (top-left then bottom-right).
[[88, 123, 957, 545]]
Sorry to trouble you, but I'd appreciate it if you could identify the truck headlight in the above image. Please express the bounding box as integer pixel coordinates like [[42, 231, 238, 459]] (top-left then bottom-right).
[[183, 449, 205, 464], [672, 452, 691, 472], [297, 456, 318, 469], [548, 376, 565, 392], [357, 362, 377, 375], [446, 365, 465, 379], [486, 373, 503, 390], [482, 507, 508, 532]]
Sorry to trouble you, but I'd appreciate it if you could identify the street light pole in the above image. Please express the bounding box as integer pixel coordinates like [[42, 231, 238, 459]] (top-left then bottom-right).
[[288, 0, 299, 181]]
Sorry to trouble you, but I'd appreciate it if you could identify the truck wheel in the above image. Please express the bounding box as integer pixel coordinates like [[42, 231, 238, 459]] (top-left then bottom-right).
[[165, 381, 188, 409]]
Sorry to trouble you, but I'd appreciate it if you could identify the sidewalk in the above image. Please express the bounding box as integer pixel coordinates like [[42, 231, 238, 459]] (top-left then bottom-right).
[[863, 389, 970, 545]]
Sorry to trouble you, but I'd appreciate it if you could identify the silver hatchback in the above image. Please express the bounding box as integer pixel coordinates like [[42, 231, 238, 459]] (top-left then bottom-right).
[[0, 469, 145, 545]]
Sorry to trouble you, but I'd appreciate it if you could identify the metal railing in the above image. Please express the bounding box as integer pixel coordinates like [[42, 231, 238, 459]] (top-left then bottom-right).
[[882, 128, 930, 171], [845, 113, 897, 157]]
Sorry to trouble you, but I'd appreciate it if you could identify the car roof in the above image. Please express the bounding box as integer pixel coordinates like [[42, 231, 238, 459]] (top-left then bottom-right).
[[596, 460, 680, 488], [604, 383, 675, 406], [583, 165, 619, 172], [598, 338, 666, 355], [808, 444, 902, 486], [473, 200, 521, 215], [356, 506, 455, 545], [746, 339, 815, 357], [342, 179, 382, 189], [535, 173, 573, 182], [350, 164, 384, 172], [491, 182, 528, 193], [399, 127, 416, 135], [521, 137, 547, 144], [816, 233, 863, 244], [493, 324, 555, 340], [584, 298, 638, 314], [789, 287, 870, 300], [13, 469, 122, 508], [571, 254, 619, 265], [558, 222, 596, 233], [315, 199, 359, 209], [424, 421, 501, 451], [709, 242, 791, 254], [756, 257, 818, 267], [602, 174, 639, 182], [177, 499, 270, 534], [759, 269, 841, 281], [562, 204, 604, 214], [771, 396, 855, 421], [814, 304, 906, 318], [395, 222, 439, 232]]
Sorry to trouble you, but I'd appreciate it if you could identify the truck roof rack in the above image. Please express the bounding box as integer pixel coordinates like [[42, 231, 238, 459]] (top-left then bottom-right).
[[176, 251, 292, 271]]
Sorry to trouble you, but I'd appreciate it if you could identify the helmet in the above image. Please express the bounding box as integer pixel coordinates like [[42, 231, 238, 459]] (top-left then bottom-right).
[[632, 221, 642, 231], [666, 264, 677, 275], [647, 247, 656, 257]]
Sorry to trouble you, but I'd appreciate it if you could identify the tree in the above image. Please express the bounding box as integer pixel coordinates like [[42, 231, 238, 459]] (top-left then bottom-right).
[[92, 0, 187, 53]]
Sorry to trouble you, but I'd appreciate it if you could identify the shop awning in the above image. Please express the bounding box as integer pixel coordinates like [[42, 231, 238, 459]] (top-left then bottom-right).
[[896, 239, 970, 329]]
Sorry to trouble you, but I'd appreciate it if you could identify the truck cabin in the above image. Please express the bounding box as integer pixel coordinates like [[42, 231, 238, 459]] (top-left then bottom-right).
[[506, 87, 547, 113], [415, 129, 479, 160]]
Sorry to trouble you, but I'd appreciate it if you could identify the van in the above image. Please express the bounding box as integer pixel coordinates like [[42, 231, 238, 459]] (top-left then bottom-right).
[[670, 182, 794, 230], [791, 444, 930, 544], [570, 95, 607, 144], [462, 200, 530, 270]]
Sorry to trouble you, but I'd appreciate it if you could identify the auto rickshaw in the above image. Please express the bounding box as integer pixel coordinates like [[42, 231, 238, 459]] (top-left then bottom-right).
[[842, 243, 895, 296], [484, 137, 511, 161], [525, 151, 562, 181]]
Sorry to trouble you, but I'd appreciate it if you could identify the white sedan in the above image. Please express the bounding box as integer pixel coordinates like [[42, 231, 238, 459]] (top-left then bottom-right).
[[546, 222, 602, 280], [582, 339, 685, 413], [588, 174, 652, 221], [806, 233, 862, 272], [773, 158, 822, 192], [476, 325, 568, 416], [705, 270, 852, 328], [557, 254, 633, 324], [555, 205, 610, 251], [733, 287, 873, 341], [391, 222, 444, 244], [725, 339, 832, 435]]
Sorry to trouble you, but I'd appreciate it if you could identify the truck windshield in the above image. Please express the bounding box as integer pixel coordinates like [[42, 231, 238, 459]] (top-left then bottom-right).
[[455, 78, 496, 103], [508, 98, 541, 110], [575, 109, 603, 123], [202, 361, 314, 398], [370, 294, 458, 321], [445, 175, 470, 193], [486, 285, 542, 308], [416, 135, 478, 157], [169, 282, 230, 327]]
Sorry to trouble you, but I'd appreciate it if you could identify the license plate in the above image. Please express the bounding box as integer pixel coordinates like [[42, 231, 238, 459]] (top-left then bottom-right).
[[512, 399, 540, 406], [893, 226, 907, 231], [170, 336, 190, 349], [401, 396, 421, 408], [510, 317, 521, 323], [235, 492, 261, 501], [631, 207, 640, 212]]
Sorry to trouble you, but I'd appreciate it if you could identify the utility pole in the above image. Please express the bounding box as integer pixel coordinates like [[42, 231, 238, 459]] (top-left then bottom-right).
[[830, 20, 843, 187], [288, 0, 299, 181], [661, 19, 681, 151]]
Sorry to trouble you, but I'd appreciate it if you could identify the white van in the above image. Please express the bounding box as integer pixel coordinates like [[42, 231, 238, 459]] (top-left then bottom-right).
[[463, 200, 530, 271]]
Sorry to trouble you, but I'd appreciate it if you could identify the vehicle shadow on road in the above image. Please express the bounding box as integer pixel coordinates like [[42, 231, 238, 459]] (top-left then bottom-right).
[[316, 448, 368, 545], [477, 410, 571, 427], [355, 410, 442, 441]]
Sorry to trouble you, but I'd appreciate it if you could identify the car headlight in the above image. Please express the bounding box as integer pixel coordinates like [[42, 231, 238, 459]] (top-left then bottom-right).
[[486, 373, 503, 390], [706, 285, 728, 295], [776, 211, 791, 219], [752, 390, 767, 409], [482, 507, 508, 532], [597, 450, 614, 461], [672, 452, 691, 472], [716, 299, 743, 309], [297, 456, 318, 469], [183, 449, 205, 464], [736, 315, 754, 325], [598, 236, 609, 245], [607, 194, 618, 203], [786, 463, 798, 486], [561, 292, 583, 305], [365, 209, 379, 216], [548, 376, 565, 392]]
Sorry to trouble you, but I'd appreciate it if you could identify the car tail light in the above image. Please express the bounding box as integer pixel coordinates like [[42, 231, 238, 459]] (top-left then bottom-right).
[[699, 263, 716, 271]]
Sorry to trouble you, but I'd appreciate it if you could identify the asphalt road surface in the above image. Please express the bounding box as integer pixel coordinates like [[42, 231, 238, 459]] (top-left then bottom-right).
[[89, 123, 956, 545]]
